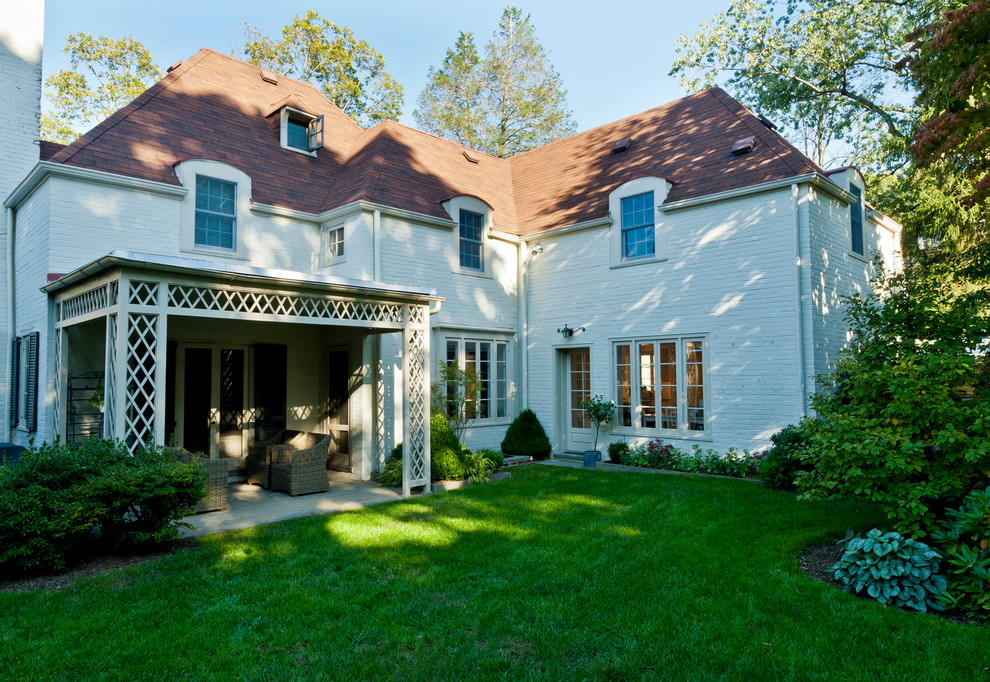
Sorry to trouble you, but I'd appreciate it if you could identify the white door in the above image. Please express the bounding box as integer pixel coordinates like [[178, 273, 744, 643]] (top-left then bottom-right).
[[564, 348, 593, 452]]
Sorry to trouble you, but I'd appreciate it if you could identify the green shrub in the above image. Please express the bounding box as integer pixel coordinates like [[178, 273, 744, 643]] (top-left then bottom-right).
[[930, 486, 990, 618], [464, 450, 496, 484], [0, 439, 205, 574], [431, 412, 461, 452], [607, 441, 629, 464], [831, 529, 947, 613], [647, 439, 681, 468], [475, 448, 504, 469], [432, 446, 468, 481], [758, 422, 814, 490], [501, 409, 552, 459], [379, 444, 403, 487]]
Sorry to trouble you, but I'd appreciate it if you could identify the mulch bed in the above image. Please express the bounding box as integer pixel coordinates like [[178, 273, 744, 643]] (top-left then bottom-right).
[[0, 539, 198, 594]]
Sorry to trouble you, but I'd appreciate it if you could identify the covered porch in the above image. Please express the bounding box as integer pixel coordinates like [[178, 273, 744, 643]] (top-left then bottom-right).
[[44, 251, 439, 496]]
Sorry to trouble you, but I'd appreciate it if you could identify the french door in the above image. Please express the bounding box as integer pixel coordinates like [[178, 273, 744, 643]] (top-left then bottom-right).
[[175, 344, 248, 459]]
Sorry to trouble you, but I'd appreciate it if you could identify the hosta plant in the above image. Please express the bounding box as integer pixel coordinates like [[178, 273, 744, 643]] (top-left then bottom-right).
[[831, 529, 947, 613]]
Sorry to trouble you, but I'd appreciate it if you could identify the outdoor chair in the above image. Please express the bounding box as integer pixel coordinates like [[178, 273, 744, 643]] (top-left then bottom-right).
[[246, 429, 303, 488], [167, 447, 229, 513], [269, 433, 331, 496]]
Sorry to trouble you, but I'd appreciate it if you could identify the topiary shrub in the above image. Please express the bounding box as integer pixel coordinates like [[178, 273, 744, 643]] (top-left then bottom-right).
[[831, 529, 947, 613], [431, 411, 461, 452], [930, 486, 990, 618], [607, 440, 629, 464], [432, 446, 469, 481], [501, 408, 552, 459], [758, 422, 814, 490]]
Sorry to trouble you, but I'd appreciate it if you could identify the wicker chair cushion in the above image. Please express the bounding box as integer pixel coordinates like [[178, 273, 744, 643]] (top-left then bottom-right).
[[287, 431, 320, 450]]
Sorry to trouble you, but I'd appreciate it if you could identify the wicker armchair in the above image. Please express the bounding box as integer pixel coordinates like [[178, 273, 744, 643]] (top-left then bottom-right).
[[246, 429, 301, 488], [169, 447, 229, 513], [269, 433, 331, 496]]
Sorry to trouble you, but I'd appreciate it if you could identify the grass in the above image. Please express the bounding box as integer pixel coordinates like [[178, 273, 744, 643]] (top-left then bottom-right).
[[1, 465, 986, 680]]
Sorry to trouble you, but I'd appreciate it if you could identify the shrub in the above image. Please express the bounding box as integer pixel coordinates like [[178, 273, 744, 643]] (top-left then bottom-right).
[[930, 486, 990, 618], [464, 450, 496, 484], [432, 446, 469, 481], [431, 412, 461, 451], [501, 409, 552, 459], [0, 439, 205, 574], [758, 422, 815, 490], [379, 444, 403, 487], [831, 529, 947, 613], [475, 448, 504, 469], [646, 439, 680, 468], [607, 440, 629, 464]]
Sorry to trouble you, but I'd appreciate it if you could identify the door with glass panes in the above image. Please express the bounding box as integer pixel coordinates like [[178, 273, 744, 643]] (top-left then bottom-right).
[[175, 344, 247, 459], [563, 348, 592, 452]]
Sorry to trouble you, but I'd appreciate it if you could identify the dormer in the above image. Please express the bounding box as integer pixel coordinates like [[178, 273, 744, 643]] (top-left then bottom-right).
[[265, 94, 324, 156]]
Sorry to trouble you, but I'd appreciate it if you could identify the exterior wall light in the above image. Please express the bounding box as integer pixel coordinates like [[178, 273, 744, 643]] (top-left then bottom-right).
[[557, 324, 585, 339]]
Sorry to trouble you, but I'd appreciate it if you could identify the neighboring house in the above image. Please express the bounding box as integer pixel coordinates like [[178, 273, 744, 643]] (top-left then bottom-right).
[[1, 43, 901, 493]]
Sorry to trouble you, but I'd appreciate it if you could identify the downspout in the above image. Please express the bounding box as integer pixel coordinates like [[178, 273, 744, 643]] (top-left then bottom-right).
[[373, 209, 382, 281], [791, 184, 808, 415], [518, 239, 528, 410], [5, 206, 15, 437]]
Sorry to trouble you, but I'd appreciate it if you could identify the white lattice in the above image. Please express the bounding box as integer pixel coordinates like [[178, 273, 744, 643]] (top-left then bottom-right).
[[375, 353, 387, 471], [405, 324, 429, 487], [105, 314, 117, 439], [167, 285, 404, 324], [53, 329, 62, 440], [123, 313, 158, 452], [129, 280, 160, 307], [109, 281, 119, 306], [60, 285, 110, 322]]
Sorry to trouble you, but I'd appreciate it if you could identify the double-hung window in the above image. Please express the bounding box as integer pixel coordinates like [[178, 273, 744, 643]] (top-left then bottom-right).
[[621, 191, 655, 260], [459, 210, 484, 271], [194, 175, 236, 250], [850, 184, 865, 256], [444, 338, 508, 420], [615, 336, 707, 436]]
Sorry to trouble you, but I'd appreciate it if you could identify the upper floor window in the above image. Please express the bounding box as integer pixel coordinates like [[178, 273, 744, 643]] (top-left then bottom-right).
[[281, 107, 324, 155], [195, 175, 236, 250], [323, 225, 344, 264], [459, 209, 484, 271], [850, 184, 865, 256], [621, 191, 655, 259]]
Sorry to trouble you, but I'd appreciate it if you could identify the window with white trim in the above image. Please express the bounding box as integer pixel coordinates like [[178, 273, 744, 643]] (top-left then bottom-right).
[[614, 336, 707, 436], [608, 177, 672, 266], [280, 107, 324, 154], [322, 225, 344, 264], [459, 209, 484, 271], [194, 175, 236, 250], [621, 191, 655, 259], [850, 184, 865, 256], [444, 337, 509, 420]]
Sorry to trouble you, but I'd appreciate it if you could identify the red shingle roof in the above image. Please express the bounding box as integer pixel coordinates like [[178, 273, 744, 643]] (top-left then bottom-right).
[[45, 49, 825, 236]]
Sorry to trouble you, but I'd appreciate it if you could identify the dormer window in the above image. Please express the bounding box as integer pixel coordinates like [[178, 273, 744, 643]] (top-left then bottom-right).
[[459, 210, 485, 271], [280, 107, 324, 155]]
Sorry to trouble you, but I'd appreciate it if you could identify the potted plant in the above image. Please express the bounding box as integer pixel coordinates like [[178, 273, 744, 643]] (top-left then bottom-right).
[[579, 394, 615, 468]]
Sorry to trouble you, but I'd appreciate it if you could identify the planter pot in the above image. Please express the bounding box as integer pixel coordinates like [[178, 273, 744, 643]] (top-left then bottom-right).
[[583, 450, 600, 469]]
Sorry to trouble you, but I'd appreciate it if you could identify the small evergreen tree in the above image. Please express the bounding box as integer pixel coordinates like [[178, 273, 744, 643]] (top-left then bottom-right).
[[501, 408, 552, 459]]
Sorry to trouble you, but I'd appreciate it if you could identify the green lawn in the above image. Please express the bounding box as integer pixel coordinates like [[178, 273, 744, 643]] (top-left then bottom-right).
[[1, 466, 986, 680]]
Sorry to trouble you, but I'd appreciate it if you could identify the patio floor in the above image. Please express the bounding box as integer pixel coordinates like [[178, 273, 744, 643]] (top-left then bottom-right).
[[181, 472, 404, 538]]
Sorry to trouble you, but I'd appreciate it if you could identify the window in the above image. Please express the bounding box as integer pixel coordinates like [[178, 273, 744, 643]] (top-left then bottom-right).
[[281, 108, 324, 154], [850, 184, 865, 256], [323, 226, 344, 264], [194, 175, 235, 250], [621, 191, 655, 259], [614, 336, 707, 436], [459, 210, 484, 271], [444, 338, 509, 420], [9, 332, 39, 432]]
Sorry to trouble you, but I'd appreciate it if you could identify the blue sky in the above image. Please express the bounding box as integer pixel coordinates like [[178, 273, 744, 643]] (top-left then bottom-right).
[[42, 0, 733, 132]]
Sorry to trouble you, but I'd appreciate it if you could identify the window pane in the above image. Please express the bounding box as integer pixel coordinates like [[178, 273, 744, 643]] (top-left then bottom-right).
[[639, 343, 656, 428], [850, 185, 864, 255], [621, 192, 655, 259], [615, 343, 632, 427], [459, 210, 484, 270], [685, 340, 704, 431], [659, 341, 677, 429], [287, 118, 309, 150], [496, 343, 507, 418], [479, 342, 491, 419], [570, 351, 590, 429], [194, 175, 235, 249]]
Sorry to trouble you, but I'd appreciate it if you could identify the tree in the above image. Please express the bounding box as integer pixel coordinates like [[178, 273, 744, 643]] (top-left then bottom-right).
[[243, 11, 403, 127], [42, 33, 162, 144], [906, 0, 990, 210], [415, 6, 576, 157]]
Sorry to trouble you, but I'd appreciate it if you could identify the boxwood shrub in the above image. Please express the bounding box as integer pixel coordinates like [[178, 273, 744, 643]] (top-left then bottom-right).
[[501, 408, 552, 459]]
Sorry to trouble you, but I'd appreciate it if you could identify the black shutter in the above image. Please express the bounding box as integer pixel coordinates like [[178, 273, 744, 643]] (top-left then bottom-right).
[[25, 332, 39, 432], [9, 337, 18, 428]]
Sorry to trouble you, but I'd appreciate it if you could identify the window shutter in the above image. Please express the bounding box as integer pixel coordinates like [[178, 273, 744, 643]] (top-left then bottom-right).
[[308, 115, 324, 151], [9, 337, 18, 428], [25, 332, 39, 432]]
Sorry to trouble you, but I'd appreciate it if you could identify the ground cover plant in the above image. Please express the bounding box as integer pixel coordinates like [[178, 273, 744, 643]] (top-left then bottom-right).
[[612, 438, 761, 478], [1, 466, 985, 680]]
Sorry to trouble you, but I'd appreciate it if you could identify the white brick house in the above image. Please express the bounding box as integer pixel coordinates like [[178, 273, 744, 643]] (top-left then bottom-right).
[[1, 44, 901, 491]]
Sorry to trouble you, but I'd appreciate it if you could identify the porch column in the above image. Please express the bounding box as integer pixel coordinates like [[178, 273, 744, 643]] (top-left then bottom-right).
[[118, 276, 163, 452], [104, 312, 119, 440], [401, 303, 431, 496]]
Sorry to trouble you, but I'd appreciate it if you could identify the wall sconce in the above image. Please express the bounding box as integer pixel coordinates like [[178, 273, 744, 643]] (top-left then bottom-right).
[[531, 245, 543, 256], [557, 324, 585, 339]]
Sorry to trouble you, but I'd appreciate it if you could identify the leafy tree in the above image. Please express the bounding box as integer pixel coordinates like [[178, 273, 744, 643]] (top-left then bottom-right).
[[794, 246, 990, 535], [243, 11, 403, 127], [430, 361, 482, 446], [906, 0, 990, 210], [41, 33, 162, 144], [415, 6, 576, 157]]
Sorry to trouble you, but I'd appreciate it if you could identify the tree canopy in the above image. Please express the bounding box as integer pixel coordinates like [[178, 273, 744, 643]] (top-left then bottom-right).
[[41, 33, 162, 144], [414, 6, 576, 157], [243, 11, 403, 127]]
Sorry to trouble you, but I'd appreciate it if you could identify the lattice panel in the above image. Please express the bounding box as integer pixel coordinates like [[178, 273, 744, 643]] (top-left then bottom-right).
[[405, 325, 429, 487], [409, 306, 426, 325], [52, 329, 61, 440], [109, 281, 119, 306], [59, 285, 109, 322], [129, 280, 160, 307], [123, 313, 158, 452], [168, 284, 404, 324], [105, 314, 117, 439], [375, 353, 387, 471]]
